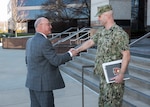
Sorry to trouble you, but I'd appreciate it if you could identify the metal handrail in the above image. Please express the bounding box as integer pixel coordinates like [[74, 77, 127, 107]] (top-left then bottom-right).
[[80, 36, 91, 43], [129, 32, 150, 46], [48, 33, 61, 39], [49, 27, 79, 41], [53, 27, 91, 46], [82, 65, 94, 107], [70, 31, 90, 45]]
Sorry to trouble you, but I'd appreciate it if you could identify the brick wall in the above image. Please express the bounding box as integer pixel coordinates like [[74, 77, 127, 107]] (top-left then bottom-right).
[[2, 37, 30, 49]]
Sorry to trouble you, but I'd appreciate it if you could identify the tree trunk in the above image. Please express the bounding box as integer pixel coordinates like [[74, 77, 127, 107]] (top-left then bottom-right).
[[15, 30, 17, 37]]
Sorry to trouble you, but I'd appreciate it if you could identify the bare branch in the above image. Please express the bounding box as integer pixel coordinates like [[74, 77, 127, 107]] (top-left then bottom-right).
[[11, 0, 28, 36]]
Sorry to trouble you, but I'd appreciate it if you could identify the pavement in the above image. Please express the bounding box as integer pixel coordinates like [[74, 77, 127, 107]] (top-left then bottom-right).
[[0, 47, 98, 107]]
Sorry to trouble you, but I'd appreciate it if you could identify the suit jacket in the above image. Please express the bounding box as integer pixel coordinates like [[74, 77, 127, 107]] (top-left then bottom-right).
[[25, 33, 72, 91]]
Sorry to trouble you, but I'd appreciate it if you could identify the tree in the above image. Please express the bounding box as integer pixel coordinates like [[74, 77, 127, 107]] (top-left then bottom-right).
[[41, 0, 90, 26], [11, 0, 28, 37]]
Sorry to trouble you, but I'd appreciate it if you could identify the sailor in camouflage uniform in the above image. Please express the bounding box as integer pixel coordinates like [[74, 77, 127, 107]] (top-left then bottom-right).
[[76, 5, 130, 107]]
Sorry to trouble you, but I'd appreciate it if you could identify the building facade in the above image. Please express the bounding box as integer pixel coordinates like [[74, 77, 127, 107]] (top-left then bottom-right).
[[8, 0, 90, 33], [8, 0, 150, 38]]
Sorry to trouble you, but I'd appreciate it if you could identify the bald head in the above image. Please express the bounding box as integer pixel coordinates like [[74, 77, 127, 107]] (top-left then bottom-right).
[[34, 17, 52, 35], [34, 17, 46, 29]]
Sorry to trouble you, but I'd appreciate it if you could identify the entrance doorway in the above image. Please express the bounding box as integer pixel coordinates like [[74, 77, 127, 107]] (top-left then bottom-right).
[[131, 0, 147, 38]]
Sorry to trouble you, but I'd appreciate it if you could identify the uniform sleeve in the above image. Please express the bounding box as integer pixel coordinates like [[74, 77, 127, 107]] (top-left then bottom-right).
[[91, 28, 102, 44], [115, 31, 130, 52]]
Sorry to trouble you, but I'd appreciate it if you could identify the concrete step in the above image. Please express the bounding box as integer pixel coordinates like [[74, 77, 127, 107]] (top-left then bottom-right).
[[130, 46, 150, 58], [62, 57, 98, 83], [130, 38, 150, 58], [123, 94, 150, 107], [73, 56, 94, 65], [122, 100, 136, 107], [125, 80, 150, 105], [87, 48, 96, 54], [80, 52, 95, 61], [128, 64, 150, 82], [66, 58, 94, 73], [130, 56, 150, 68], [126, 76, 150, 91], [124, 87, 150, 107], [59, 65, 99, 92], [66, 60, 85, 71]]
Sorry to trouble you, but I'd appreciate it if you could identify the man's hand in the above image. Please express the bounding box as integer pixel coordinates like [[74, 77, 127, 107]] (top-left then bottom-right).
[[110, 73, 124, 83], [69, 48, 78, 57]]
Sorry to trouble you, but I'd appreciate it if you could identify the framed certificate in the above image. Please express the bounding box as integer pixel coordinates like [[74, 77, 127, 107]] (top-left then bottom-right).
[[102, 60, 130, 83]]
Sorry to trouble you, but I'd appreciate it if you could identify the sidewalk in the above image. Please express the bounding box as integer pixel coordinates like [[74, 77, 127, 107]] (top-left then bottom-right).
[[0, 47, 98, 107]]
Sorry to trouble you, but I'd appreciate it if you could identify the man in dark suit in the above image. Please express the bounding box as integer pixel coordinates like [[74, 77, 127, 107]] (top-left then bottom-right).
[[25, 17, 77, 107]]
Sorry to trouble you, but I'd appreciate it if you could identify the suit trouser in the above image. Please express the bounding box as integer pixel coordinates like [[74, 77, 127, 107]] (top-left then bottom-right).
[[29, 89, 55, 107]]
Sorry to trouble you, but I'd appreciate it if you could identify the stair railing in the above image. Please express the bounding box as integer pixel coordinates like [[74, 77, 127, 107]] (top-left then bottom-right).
[[82, 65, 94, 107], [70, 31, 90, 45], [49, 27, 79, 41], [53, 27, 91, 46], [129, 32, 150, 46]]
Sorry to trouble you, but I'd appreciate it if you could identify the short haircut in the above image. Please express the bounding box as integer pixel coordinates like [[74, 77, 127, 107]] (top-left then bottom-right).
[[34, 17, 45, 28]]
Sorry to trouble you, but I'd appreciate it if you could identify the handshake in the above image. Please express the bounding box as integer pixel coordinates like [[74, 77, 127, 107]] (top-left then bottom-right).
[[68, 48, 80, 57]]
